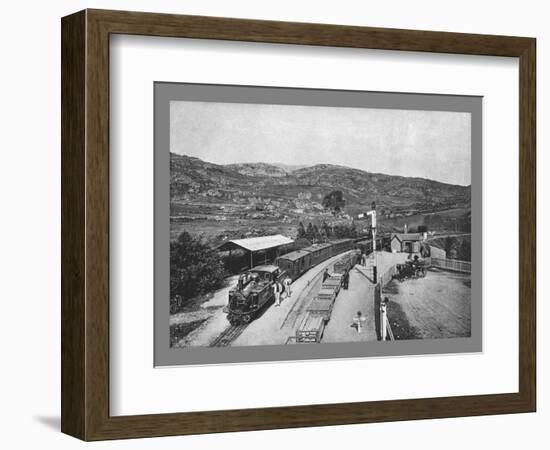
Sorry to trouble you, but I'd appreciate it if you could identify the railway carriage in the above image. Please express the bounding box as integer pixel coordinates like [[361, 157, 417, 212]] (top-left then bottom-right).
[[305, 243, 334, 266], [355, 237, 384, 255], [275, 249, 312, 281], [329, 238, 355, 256], [275, 239, 354, 282], [355, 239, 373, 255]]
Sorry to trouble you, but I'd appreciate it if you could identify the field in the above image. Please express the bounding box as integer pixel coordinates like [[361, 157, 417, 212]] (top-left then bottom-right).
[[380, 207, 471, 234], [170, 203, 305, 243], [170, 206, 471, 244]]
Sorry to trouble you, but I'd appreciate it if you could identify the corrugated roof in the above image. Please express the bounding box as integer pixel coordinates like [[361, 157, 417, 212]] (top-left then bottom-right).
[[219, 234, 294, 252], [329, 238, 354, 244], [249, 265, 279, 273], [391, 233, 424, 242], [277, 249, 311, 262], [303, 243, 333, 252]]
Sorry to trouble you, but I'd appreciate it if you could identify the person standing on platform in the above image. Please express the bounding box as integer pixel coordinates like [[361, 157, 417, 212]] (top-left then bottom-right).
[[284, 276, 292, 298], [273, 281, 282, 306], [343, 270, 350, 290]]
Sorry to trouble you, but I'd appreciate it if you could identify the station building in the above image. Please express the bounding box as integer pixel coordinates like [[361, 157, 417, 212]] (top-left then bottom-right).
[[390, 232, 426, 253]]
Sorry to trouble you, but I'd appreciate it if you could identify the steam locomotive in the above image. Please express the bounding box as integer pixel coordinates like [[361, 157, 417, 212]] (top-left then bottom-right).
[[226, 239, 357, 325], [226, 265, 287, 326]]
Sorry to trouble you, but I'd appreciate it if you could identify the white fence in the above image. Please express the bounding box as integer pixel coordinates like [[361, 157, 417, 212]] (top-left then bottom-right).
[[378, 264, 398, 288], [375, 265, 399, 341], [430, 257, 471, 273]]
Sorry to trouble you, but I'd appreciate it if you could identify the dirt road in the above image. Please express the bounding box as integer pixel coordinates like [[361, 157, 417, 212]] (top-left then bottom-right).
[[384, 268, 471, 339]]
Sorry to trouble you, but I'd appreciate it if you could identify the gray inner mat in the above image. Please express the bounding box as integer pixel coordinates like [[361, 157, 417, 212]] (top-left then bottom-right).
[[154, 82, 482, 367]]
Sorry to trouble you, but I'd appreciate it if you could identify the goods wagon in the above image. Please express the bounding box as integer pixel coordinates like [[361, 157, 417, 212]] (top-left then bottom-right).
[[296, 313, 326, 343]]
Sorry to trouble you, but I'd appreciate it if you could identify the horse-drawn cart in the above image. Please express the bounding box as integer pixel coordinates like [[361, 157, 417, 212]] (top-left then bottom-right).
[[393, 259, 428, 281]]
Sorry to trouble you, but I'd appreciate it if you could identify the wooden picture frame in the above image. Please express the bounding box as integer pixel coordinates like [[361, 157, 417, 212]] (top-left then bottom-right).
[[61, 9, 536, 441]]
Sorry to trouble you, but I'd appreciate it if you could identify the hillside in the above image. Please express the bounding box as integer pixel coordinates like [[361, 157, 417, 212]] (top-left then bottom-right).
[[225, 162, 310, 177], [226, 162, 289, 178], [170, 153, 471, 241]]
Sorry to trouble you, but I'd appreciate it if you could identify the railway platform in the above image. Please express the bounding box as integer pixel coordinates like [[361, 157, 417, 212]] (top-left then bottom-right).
[[322, 265, 378, 342], [323, 251, 409, 343]]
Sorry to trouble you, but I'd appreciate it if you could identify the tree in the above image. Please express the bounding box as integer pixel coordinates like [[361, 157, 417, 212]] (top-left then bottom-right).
[[306, 222, 314, 241], [312, 224, 322, 243], [322, 221, 332, 239], [349, 221, 358, 239], [322, 190, 346, 213], [444, 236, 458, 259], [458, 239, 471, 261], [170, 231, 225, 313], [297, 222, 306, 239], [444, 236, 454, 254]]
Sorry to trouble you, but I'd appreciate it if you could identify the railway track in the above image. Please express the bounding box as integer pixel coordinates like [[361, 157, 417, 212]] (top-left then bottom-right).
[[210, 324, 248, 347], [279, 271, 323, 330], [280, 251, 354, 330]]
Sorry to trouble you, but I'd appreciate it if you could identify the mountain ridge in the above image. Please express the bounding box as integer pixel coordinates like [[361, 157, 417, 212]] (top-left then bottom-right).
[[170, 153, 470, 217]]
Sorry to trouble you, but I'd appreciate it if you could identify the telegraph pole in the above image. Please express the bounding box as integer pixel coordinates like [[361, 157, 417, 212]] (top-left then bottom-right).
[[369, 201, 377, 284], [358, 201, 378, 283]]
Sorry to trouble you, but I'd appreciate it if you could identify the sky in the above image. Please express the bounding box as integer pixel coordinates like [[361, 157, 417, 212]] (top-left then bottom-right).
[[170, 101, 472, 186]]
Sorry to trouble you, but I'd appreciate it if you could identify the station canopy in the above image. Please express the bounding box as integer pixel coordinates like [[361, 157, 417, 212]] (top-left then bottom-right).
[[391, 233, 424, 242], [218, 234, 294, 253]]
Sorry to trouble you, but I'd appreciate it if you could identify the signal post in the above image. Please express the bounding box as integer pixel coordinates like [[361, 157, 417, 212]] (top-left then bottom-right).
[[358, 201, 378, 283]]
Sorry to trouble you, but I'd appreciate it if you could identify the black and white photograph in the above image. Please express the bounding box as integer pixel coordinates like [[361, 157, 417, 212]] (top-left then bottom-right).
[[163, 85, 479, 356], [2, 1, 540, 447]]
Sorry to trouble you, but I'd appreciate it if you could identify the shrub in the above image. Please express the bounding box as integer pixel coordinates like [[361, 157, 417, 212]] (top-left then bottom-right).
[[170, 231, 225, 313], [322, 190, 346, 213]]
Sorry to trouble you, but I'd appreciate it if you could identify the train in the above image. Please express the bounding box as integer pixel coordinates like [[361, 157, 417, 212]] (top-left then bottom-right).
[[226, 264, 287, 325], [355, 236, 386, 255], [275, 239, 355, 280], [226, 238, 356, 325]]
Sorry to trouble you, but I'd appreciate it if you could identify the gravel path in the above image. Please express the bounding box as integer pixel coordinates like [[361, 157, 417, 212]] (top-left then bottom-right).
[[385, 268, 471, 339]]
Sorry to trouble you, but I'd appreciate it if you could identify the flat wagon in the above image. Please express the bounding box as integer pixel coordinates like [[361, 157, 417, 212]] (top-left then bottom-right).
[[333, 250, 359, 274], [306, 297, 335, 322], [296, 312, 326, 343], [322, 274, 343, 295], [317, 285, 338, 303]]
